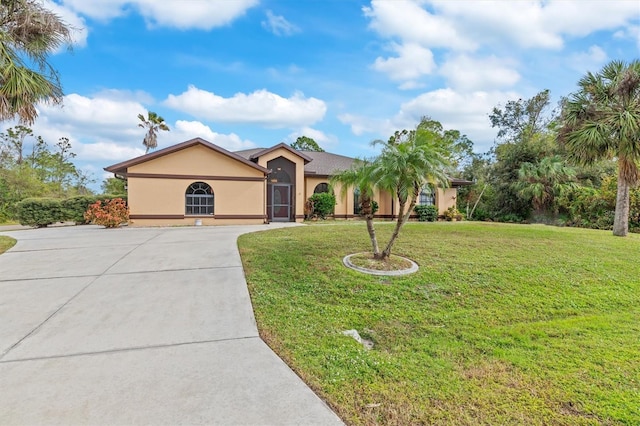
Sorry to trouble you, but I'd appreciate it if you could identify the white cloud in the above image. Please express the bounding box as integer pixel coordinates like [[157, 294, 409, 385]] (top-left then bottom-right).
[[6, 92, 258, 164], [62, 0, 258, 29], [363, 0, 473, 50], [396, 88, 520, 151], [262, 10, 300, 36], [338, 113, 394, 137], [372, 43, 435, 86], [2, 92, 150, 163], [170, 120, 256, 151], [614, 25, 640, 49], [340, 88, 520, 152], [164, 86, 327, 128], [36, 93, 146, 140], [364, 0, 640, 52], [440, 55, 520, 91], [76, 142, 145, 162], [540, 1, 640, 39], [287, 127, 338, 148], [568, 45, 608, 73]]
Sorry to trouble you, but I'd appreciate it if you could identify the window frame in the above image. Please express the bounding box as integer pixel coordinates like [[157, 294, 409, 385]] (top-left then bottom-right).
[[185, 182, 214, 216], [418, 186, 436, 206]]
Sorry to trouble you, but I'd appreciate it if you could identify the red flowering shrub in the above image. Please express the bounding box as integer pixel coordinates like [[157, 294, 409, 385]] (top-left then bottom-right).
[[84, 198, 129, 228]]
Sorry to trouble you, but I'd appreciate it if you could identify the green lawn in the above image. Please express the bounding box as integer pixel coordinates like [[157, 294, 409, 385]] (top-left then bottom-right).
[[0, 236, 16, 254], [238, 222, 640, 425]]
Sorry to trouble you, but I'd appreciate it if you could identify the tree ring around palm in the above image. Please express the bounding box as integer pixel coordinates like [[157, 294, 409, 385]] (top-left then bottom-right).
[[343, 253, 419, 276]]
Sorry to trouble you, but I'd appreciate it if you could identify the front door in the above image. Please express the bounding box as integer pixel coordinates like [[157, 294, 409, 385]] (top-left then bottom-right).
[[270, 184, 292, 222]]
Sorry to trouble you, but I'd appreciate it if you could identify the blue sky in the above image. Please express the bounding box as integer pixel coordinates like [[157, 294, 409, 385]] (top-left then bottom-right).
[[4, 0, 639, 188]]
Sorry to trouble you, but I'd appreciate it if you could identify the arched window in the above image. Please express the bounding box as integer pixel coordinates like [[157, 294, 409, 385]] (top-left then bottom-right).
[[186, 182, 214, 215], [419, 186, 436, 206], [353, 188, 361, 215], [314, 183, 329, 194]]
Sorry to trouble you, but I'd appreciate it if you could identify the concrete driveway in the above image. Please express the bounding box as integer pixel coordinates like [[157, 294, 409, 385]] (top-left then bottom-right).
[[0, 224, 342, 425]]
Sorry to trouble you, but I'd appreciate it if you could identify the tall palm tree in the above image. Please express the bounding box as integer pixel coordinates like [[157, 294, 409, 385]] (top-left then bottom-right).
[[373, 127, 450, 259], [331, 159, 381, 256], [0, 0, 72, 124], [559, 60, 640, 236], [517, 155, 577, 214], [138, 111, 170, 154]]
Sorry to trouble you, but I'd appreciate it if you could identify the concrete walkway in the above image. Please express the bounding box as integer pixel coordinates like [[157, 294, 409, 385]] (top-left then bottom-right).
[[0, 225, 343, 425]]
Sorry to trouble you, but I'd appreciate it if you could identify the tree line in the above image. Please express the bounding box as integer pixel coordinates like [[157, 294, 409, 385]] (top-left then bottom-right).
[[457, 60, 640, 236]]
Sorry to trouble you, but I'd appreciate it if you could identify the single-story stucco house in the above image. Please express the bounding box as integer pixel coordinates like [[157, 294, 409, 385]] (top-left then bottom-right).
[[104, 137, 471, 226]]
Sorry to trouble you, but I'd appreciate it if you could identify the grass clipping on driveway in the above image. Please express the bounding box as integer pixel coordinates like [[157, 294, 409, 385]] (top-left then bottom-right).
[[0, 236, 16, 255], [238, 222, 640, 425]]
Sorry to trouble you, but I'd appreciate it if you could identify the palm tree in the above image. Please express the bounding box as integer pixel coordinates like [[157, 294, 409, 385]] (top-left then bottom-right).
[[331, 159, 381, 256], [0, 0, 72, 124], [517, 155, 577, 215], [559, 60, 640, 236], [373, 127, 450, 259], [138, 111, 170, 154]]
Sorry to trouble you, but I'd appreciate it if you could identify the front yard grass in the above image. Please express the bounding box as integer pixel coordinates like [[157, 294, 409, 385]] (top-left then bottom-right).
[[0, 236, 16, 254], [238, 222, 640, 425]]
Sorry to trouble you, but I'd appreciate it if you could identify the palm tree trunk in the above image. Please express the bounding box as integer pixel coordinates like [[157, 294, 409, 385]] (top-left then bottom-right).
[[378, 195, 416, 260], [365, 215, 380, 256], [613, 168, 630, 236], [360, 195, 380, 255]]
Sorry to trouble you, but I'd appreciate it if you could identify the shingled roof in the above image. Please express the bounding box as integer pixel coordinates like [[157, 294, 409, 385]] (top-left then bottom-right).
[[234, 146, 472, 185], [234, 148, 357, 176]]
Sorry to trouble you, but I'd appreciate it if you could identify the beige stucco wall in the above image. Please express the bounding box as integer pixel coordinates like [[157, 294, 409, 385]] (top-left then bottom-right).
[[128, 178, 264, 216], [129, 144, 264, 179], [125, 144, 266, 226], [384, 187, 459, 218], [304, 177, 352, 217], [256, 148, 306, 222], [437, 188, 458, 213]]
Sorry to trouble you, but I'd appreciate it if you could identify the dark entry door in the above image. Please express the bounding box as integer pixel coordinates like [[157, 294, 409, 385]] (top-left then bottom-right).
[[270, 184, 292, 221]]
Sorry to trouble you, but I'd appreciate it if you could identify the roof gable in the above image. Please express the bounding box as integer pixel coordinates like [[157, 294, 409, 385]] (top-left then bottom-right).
[[104, 138, 270, 176], [248, 143, 312, 164]]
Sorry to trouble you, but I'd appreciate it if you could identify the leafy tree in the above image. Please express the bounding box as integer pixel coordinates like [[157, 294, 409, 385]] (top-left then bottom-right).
[[291, 135, 324, 152], [0, 125, 32, 164], [0, 0, 72, 124], [331, 159, 381, 255], [559, 60, 640, 236], [0, 126, 90, 219], [138, 111, 170, 154], [101, 177, 126, 196], [373, 128, 450, 259], [516, 155, 577, 215], [333, 125, 450, 260], [486, 91, 561, 221], [490, 89, 555, 142]]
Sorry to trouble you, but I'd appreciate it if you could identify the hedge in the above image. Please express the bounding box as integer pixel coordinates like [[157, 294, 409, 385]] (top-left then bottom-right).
[[61, 196, 99, 224], [16, 198, 64, 227], [414, 204, 438, 222]]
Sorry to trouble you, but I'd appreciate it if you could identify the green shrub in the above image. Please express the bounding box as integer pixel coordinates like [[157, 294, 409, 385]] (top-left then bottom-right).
[[84, 198, 129, 228], [308, 192, 336, 219], [61, 196, 98, 224], [16, 198, 64, 227], [414, 204, 438, 222]]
